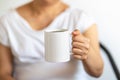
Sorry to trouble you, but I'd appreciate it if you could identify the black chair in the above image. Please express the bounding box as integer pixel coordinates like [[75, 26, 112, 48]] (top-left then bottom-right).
[[100, 43, 120, 80]]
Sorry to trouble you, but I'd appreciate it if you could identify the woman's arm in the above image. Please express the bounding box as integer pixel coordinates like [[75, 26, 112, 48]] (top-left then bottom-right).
[[72, 24, 104, 77], [0, 44, 14, 80]]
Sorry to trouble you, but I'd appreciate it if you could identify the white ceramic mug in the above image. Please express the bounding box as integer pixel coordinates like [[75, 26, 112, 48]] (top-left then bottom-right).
[[44, 29, 71, 62]]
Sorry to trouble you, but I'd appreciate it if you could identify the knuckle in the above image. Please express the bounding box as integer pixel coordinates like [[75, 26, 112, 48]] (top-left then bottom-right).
[[72, 36, 75, 41], [82, 55, 88, 60], [76, 43, 80, 48], [86, 38, 90, 42], [85, 50, 89, 55], [74, 36, 78, 41], [86, 44, 90, 49], [72, 48, 75, 51], [79, 49, 82, 53], [72, 42, 77, 47], [72, 48, 76, 52], [85, 38, 90, 42], [84, 56, 88, 60]]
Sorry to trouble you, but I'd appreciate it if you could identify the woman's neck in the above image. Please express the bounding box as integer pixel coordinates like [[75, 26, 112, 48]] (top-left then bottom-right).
[[29, 0, 65, 15]]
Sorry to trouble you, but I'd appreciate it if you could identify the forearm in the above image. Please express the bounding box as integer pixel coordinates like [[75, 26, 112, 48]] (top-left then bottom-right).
[[82, 46, 104, 77], [0, 75, 14, 80]]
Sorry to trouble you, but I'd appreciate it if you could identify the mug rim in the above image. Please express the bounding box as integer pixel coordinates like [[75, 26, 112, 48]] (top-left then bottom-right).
[[44, 29, 68, 33]]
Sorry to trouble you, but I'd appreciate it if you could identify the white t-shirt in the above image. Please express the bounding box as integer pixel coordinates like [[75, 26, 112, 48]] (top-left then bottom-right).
[[0, 7, 95, 80]]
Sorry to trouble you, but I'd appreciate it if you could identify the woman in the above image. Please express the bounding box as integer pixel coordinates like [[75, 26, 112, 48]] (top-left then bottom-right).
[[0, 0, 104, 80]]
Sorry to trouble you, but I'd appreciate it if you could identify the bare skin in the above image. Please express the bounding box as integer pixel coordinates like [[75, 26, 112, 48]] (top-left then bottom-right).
[[0, 0, 104, 80], [16, 0, 68, 31], [72, 25, 104, 77], [0, 45, 14, 80]]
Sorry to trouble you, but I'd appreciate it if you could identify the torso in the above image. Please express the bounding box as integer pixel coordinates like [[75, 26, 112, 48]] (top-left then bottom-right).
[[0, 5, 95, 80]]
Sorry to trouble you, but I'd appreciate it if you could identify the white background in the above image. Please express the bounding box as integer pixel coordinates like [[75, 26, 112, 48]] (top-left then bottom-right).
[[0, 0, 120, 80]]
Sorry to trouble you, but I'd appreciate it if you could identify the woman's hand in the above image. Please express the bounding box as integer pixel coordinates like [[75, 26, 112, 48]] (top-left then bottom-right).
[[72, 29, 90, 60], [71, 25, 103, 77]]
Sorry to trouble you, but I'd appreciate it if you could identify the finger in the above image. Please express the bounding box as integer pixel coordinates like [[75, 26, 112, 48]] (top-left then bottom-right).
[[72, 48, 83, 56], [72, 41, 89, 55], [72, 41, 90, 49], [72, 47, 88, 56], [73, 55, 88, 60], [73, 55, 82, 60], [72, 36, 90, 43], [72, 29, 81, 36], [72, 35, 85, 43]]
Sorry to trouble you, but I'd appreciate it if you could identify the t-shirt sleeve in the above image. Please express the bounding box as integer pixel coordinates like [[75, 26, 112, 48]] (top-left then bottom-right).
[[0, 19, 9, 47], [76, 11, 96, 33]]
